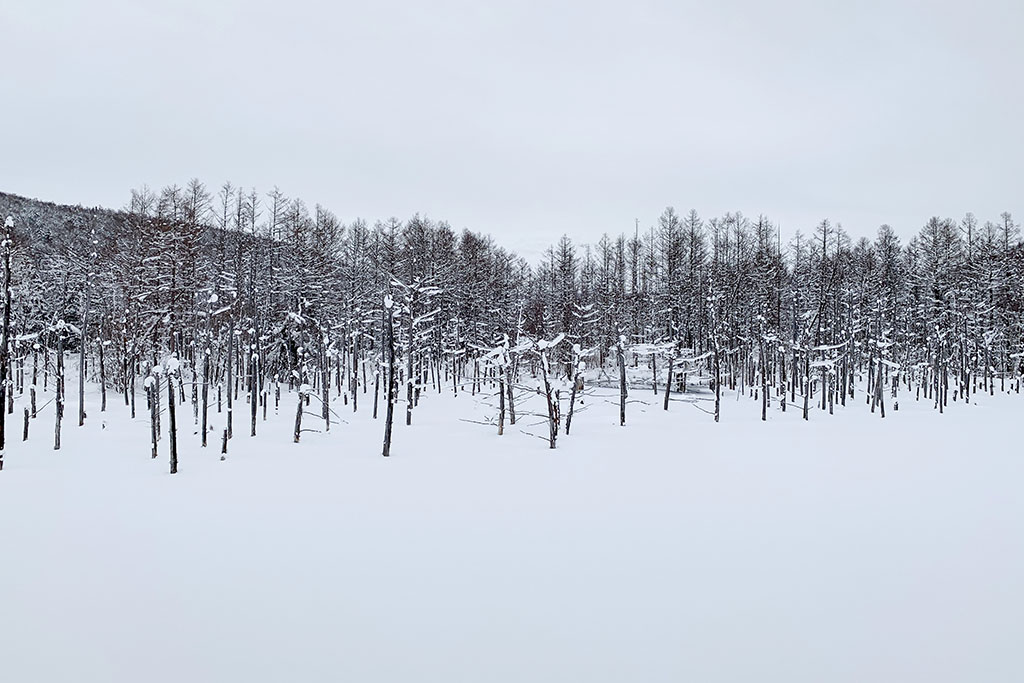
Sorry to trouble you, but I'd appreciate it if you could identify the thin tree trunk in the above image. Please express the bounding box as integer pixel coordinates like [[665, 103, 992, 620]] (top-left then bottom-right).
[[714, 343, 721, 423], [54, 333, 64, 451], [149, 383, 158, 459], [293, 389, 304, 443], [383, 302, 396, 457], [201, 349, 210, 447], [617, 336, 627, 426], [226, 323, 233, 439], [540, 349, 557, 448], [498, 372, 505, 436], [167, 372, 178, 474], [506, 361, 516, 425], [250, 333, 258, 437], [663, 351, 674, 411], [98, 338, 107, 412]]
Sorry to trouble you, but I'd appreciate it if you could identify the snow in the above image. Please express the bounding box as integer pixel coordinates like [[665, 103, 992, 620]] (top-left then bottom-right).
[[1, 364, 1022, 682], [536, 332, 564, 351]]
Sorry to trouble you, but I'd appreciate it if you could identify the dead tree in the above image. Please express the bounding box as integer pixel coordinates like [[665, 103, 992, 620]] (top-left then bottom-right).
[[320, 331, 330, 431], [615, 329, 628, 426], [200, 346, 210, 447], [382, 294, 396, 457], [54, 325, 66, 450], [249, 327, 259, 437], [79, 228, 98, 428], [663, 341, 676, 411], [226, 320, 234, 439], [167, 364, 179, 475], [293, 384, 305, 443], [505, 359, 516, 426], [493, 335, 511, 436], [565, 342, 587, 435], [759, 319, 769, 421], [98, 337, 107, 412], [536, 333, 564, 449], [146, 374, 159, 459]]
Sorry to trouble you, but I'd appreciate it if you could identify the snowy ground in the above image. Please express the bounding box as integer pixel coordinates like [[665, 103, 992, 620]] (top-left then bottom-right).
[[1, 368, 1022, 682]]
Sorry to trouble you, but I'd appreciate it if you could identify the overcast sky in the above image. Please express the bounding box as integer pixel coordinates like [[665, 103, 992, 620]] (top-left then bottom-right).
[[3, 0, 1021, 260]]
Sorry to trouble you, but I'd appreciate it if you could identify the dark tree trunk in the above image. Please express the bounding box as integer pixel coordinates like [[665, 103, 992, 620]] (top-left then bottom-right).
[[714, 343, 721, 423], [540, 349, 557, 449], [505, 361, 516, 426], [351, 331, 359, 413], [617, 337, 627, 426], [54, 333, 64, 451], [167, 373, 178, 474], [293, 389, 304, 443], [663, 351, 674, 411], [149, 383, 158, 459], [383, 303, 396, 457], [98, 337, 107, 412], [565, 365, 581, 435], [498, 371, 506, 436], [201, 349, 210, 447], [760, 338, 768, 422], [79, 294, 88, 428], [250, 333, 258, 437]]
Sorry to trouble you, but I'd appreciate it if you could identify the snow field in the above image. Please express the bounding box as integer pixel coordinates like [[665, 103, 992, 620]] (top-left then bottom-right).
[[0, 366, 1021, 682]]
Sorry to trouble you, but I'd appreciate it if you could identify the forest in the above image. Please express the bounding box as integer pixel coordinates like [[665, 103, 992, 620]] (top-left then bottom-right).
[[0, 183, 1021, 469]]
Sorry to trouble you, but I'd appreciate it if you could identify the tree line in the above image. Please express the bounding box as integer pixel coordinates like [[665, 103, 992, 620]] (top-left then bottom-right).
[[0, 185, 1021, 469]]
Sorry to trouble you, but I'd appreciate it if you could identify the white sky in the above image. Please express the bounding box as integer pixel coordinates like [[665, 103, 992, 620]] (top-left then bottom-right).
[[2, 0, 1022, 261]]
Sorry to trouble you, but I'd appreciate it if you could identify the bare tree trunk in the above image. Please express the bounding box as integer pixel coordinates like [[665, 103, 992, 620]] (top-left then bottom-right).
[[129, 356, 136, 419], [616, 335, 627, 426], [802, 350, 810, 421], [321, 345, 330, 431], [201, 348, 210, 447], [293, 388, 304, 443], [149, 382, 158, 459], [98, 337, 107, 412], [250, 332, 258, 437], [373, 366, 380, 420], [121, 337, 129, 408], [877, 359, 886, 418], [351, 330, 359, 413], [760, 337, 768, 421], [651, 353, 657, 395], [191, 358, 199, 424], [663, 350, 674, 411], [565, 362, 581, 435], [498, 371, 505, 436], [79, 290, 89, 428], [406, 299, 415, 426], [167, 372, 178, 474], [506, 361, 516, 425], [226, 323, 233, 439], [54, 333, 64, 451], [383, 301, 396, 457], [540, 349, 557, 449], [714, 343, 721, 423]]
